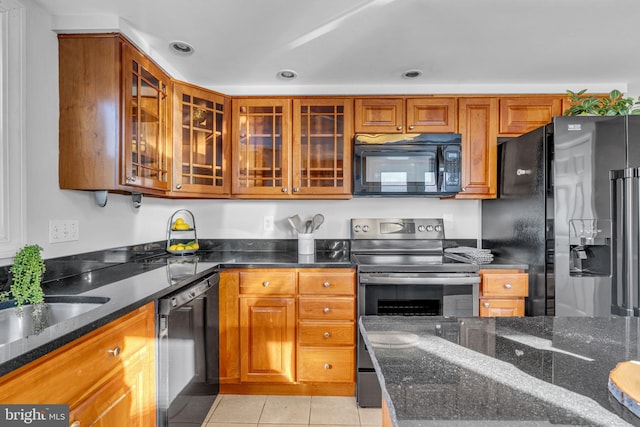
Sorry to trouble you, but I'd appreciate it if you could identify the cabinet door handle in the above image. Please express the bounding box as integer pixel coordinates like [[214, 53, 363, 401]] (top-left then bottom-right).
[[504, 283, 512, 289], [293, 187, 299, 193], [108, 346, 121, 357], [263, 281, 270, 287], [323, 281, 330, 288], [408, 124, 415, 130], [175, 183, 182, 190], [282, 187, 288, 193], [323, 363, 331, 370], [396, 125, 402, 131], [483, 302, 490, 308], [126, 176, 136, 183], [70, 421, 80, 427], [323, 332, 331, 338], [323, 307, 330, 314]]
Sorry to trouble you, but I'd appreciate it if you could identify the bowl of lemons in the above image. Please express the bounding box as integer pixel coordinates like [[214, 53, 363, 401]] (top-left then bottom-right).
[[166, 210, 199, 254]]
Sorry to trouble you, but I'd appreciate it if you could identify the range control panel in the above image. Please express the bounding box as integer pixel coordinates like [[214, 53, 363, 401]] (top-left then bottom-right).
[[351, 218, 445, 239]]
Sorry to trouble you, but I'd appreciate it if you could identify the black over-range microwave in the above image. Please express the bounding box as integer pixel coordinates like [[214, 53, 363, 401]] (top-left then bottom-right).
[[353, 133, 462, 196]]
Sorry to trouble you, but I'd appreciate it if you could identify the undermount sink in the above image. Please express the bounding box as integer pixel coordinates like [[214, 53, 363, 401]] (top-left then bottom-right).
[[0, 295, 110, 346]]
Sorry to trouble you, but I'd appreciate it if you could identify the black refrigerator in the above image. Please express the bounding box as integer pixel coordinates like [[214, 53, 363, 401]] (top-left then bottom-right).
[[482, 115, 640, 317]]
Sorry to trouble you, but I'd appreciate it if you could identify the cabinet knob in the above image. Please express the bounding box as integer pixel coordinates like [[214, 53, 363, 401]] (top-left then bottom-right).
[[175, 183, 183, 190], [323, 363, 331, 370], [396, 125, 403, 131], [282, 187, 288, 193], [70, 422, 81, 427], [323, 332, 331, 338], [293, 187, 299, 193], [323, 281, 330, 288], [126, 176, 136, 183], [108, 346, 121, 357], [408, 124, 415, 130], [323, 307, 330, 314], [483, 302, 490, 308], [504, 284, 512, 289], [263, 281, 270, 287]]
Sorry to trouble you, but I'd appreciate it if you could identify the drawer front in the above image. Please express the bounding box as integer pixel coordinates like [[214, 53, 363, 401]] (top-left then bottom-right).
[[298, 321, 355, 346], [480, 298, 525, 317], [298, 297, 355, 320], [239, 271, 296, 295], [0, 303, 153, 405], [481, 273, 528, 297], [298, 272, 355, 296], [298, 348, 355, 383]]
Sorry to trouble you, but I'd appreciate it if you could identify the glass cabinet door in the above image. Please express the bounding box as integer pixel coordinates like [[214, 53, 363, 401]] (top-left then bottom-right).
[[232, 99, 291, 196], [122, 44, 171, 191], [172, 83, 229, 196], [292, 99, 353, 197]]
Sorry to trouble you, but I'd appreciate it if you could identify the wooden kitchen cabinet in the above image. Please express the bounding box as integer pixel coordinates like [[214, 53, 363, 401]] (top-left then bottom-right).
[[232, 98, 291, 197], [232, 98, 353, 198], [59, 33, 172, 196], [291, 98, 353, 197], [498, 96, 562, 136], [171, 81, 230, 197], [297, 270, 356, 384], [219, 268, 356, 395], [479, 269, 528, 317], [0, 303, 156, 426], [355, 97, 457, 133], [456, 97, 498, 199]]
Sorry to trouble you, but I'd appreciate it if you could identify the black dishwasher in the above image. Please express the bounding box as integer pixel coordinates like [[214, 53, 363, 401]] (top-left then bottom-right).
[[157, 270, 219, 427]]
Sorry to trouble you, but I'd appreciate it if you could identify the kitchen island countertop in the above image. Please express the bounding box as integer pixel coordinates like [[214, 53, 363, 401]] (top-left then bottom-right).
[[360, 315, 640, 427]]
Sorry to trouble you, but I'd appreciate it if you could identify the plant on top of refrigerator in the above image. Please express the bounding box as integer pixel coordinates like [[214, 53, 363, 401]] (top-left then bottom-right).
[[563, 89, 640, 116]]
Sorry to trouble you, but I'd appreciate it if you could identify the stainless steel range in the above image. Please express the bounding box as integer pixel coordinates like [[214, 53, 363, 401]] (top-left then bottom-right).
[[352, 218, 480, 407]]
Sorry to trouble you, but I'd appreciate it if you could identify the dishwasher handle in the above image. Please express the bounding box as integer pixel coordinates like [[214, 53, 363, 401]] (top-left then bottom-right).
[[159, 272, 219, 315]]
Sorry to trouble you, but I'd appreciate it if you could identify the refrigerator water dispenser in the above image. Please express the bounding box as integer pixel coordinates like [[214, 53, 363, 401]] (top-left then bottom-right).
[[569, 219, 611, 277]]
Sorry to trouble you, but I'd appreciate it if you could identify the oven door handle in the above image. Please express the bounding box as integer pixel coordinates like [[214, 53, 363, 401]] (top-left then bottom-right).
[[359, 275, 480, 285]]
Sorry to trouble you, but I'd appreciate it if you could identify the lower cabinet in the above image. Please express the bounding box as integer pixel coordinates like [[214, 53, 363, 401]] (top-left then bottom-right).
[[219, 268, 356, 396], [0, 302, 156, 426], [479, 269, 528, 317]]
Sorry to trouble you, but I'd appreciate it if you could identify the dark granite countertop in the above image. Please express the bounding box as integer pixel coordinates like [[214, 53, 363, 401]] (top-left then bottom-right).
[[360, 316, 640, 427], [0, 239, 352, 375]]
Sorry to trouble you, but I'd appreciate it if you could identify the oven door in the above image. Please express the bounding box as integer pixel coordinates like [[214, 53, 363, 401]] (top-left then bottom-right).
[[356, 272, 479, 408]]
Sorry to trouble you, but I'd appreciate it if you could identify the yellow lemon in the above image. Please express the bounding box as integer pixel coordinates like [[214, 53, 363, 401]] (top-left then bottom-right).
[[175, 218, 185, 225], [168, 244, 178, 251], [176, 223, 190, 230], [192, 243, 199, 249]]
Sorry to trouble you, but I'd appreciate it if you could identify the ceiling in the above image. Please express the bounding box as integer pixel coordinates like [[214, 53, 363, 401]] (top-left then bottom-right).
[[34, 0, 640, 96]]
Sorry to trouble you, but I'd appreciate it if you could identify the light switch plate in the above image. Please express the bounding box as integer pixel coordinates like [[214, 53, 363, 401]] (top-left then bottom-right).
[[49, 219, 79, 243]]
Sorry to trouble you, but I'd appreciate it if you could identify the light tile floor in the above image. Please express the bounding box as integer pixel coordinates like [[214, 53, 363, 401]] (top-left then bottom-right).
[[202, 394, 382, 427]]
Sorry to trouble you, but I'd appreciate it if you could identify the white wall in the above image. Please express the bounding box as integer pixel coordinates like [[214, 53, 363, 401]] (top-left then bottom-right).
[[17, 1, 639, 264]]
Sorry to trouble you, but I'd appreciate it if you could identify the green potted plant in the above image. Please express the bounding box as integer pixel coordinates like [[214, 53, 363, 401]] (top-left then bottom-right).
[[0, 244, 46, 309], [563, 89, 640, 116]]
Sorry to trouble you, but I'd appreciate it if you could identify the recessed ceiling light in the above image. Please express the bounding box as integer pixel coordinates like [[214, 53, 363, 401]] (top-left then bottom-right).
[[402, 69, 423, 79], [169, 41, 195, 55], [277, 69, 298, 80]]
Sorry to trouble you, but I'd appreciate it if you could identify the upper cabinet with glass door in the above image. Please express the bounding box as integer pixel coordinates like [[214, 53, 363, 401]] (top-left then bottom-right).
[[171, 82, 230, 197], [58, 33, 171, 197], [292, 99, 352, 198], [232, 99, 291, 197], [122, 42, 171, 191]]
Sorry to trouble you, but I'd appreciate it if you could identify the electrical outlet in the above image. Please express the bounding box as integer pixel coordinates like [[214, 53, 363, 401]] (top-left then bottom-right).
[[263, 216, 274, 232], [49, 219, 79, 243]]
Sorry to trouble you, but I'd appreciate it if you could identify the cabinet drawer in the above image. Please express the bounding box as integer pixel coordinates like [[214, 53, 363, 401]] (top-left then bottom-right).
[[481, 273, 528, 297], [298, 271, 355, 296], [480, 298, 525, 317], [298, 297, 355, 320], [298, 348, 355, 383], [239, 271, 296, 295], [0, 303, 152, 405], [298, 321, 355, 346]]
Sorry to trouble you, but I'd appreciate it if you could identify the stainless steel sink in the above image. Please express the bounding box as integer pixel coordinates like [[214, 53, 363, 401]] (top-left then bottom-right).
[[0, 295, 110, 346]]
